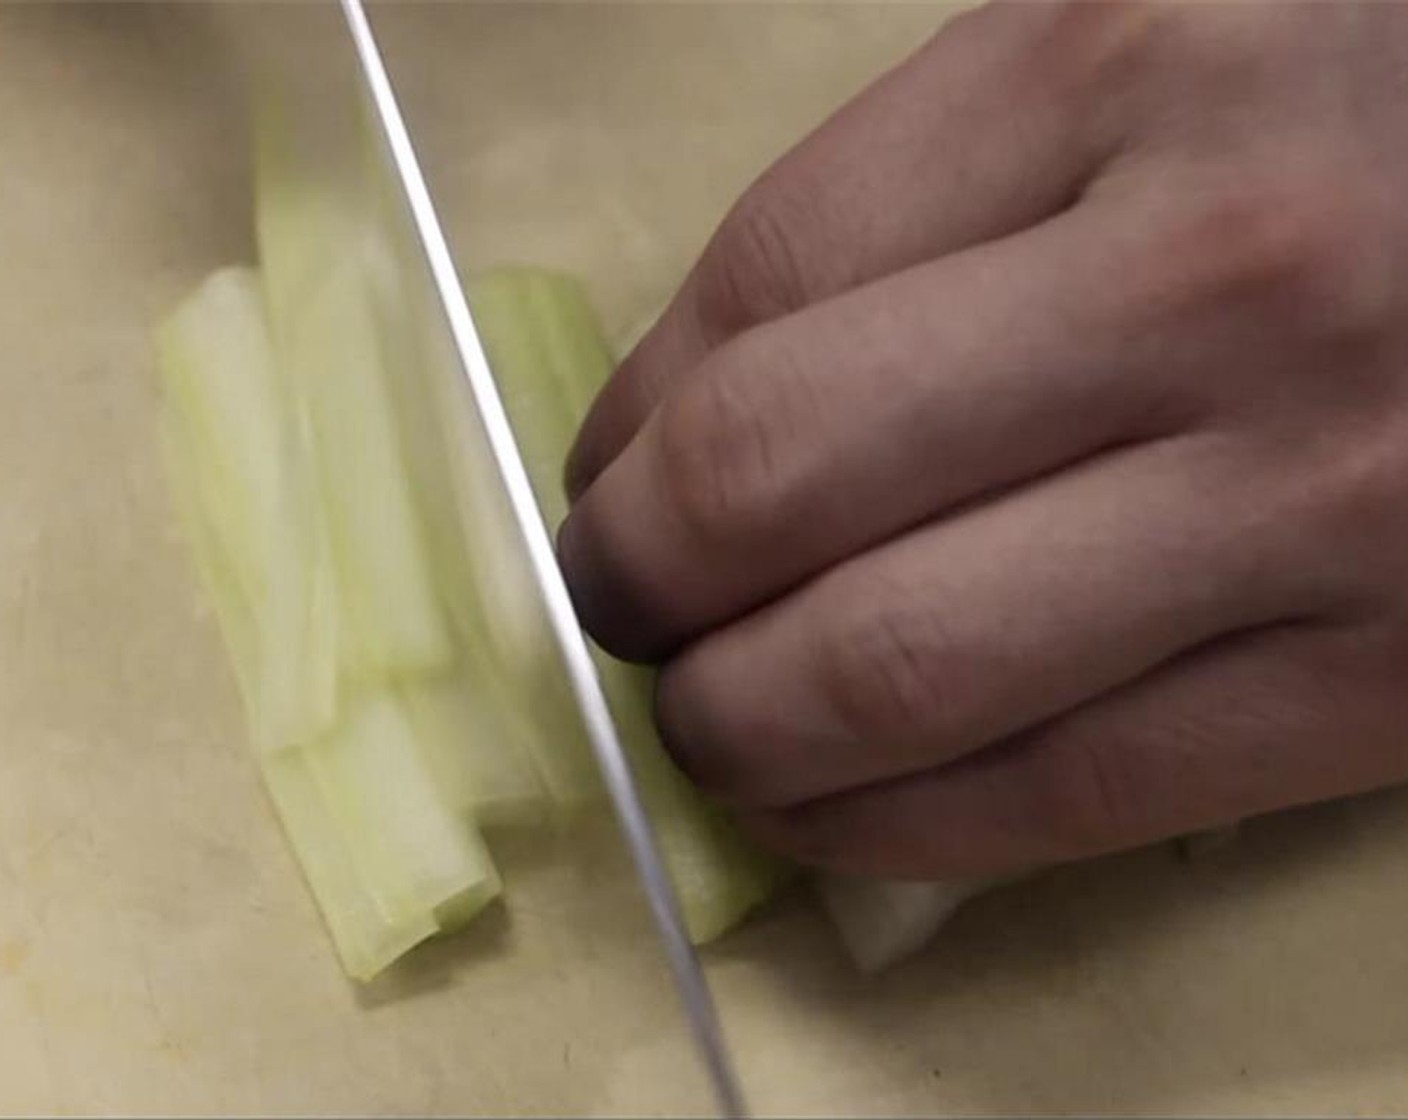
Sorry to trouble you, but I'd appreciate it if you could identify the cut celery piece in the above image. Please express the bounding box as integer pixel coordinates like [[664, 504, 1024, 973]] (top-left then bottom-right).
[[157, 268, 338, 751], [254, 95, 454, 684], [818, 875, 1005, 972], [353, 148, 596, 810], [599, 658, 788, 942], [470, 268, 613, 531], [159, 263, 504, 980], [261, 748, 438, 982], [159, 407, 261, 709], [470, 268, 786, 940], [399, 671, 547, 829], [302, 691, 501, 923]]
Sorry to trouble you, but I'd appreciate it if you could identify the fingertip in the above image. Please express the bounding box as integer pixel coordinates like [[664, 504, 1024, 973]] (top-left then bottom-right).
[[561, 433, 596, 506], [556, 502, 675, 664], [654, 650, 762, 806]]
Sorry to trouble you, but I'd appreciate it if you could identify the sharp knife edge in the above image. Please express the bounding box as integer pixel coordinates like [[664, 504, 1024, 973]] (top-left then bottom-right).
[[337, 2, 748, 1115]]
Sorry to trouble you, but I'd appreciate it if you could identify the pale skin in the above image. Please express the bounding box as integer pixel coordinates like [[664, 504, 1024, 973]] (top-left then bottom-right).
[[558, 2, 1408, 879]]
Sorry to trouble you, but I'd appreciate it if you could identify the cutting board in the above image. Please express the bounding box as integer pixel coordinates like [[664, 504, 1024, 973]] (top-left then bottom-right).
[[3, 3, 1408, 1114]]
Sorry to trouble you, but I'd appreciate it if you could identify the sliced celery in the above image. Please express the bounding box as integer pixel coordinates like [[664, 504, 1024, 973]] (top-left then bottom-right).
[[302, 692, 501, 923], [159, 408, 261, 710], [156, 268, 338, 751], [255, 98, 454, 685], [261, 749, 438, 982], [469, 268, 786, 941], [363, 226, 600, 811], [818, 875, 1004, 972], [159, 268, 504, 981], [158, 93, 785, 984], [399, 671, 547, 828], [598, 658, 788, 942]]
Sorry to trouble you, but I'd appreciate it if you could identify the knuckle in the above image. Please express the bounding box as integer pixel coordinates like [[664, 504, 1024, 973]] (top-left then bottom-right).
[[1150, 171, 1386, 334], [655, 349, 799, 551], [817, 571, 970, 754], [695, 182, 815, 336], [1285, 416, 1408, 593], [654, 653, 728, 787], [1022, 1, 1163, 98]]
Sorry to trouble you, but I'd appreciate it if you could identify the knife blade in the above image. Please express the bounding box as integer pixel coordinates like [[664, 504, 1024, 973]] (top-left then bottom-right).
[[337, 2, 748, 1114]]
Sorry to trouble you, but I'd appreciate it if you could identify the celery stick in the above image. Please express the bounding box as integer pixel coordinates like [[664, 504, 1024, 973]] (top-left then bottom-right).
[[354, 157, 596, 811], [470, 269, 611, 531], [261, 748, 438, 982], [599, 658, 788, 941], [818, 876, 999, 973], [302, 691, 501, 923], [159, 408, 261, 710], [399, 671, 547, 828], [157, 268, 338, 751], [159, 261, 502, 980], [469, 268, 786, 940], [255, 98, 454, 684]]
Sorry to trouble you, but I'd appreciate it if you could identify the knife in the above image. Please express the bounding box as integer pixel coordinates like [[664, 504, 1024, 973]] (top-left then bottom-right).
[[338, 2, 748, 1115]]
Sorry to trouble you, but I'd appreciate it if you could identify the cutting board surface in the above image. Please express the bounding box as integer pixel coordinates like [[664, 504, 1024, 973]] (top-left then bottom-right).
[[3, 3, 1408, 1114]]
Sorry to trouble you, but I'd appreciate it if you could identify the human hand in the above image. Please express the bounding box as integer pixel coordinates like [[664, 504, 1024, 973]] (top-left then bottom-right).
[[559, 2, 1408, 878]]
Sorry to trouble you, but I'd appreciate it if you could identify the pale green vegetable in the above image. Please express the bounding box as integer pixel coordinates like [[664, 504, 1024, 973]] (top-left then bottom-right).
[[302, 691, 501, 923], [158, 271, 505, 980], [255, 96, 455, 685], [471, 268, 787, 940], [156, 88, 784, 979], [157, 267, 338, 752], [818, 875, 1001, 973]]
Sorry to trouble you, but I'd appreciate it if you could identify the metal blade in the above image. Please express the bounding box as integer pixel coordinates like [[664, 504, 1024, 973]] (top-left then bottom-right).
[[337, 2, 748, 1115]]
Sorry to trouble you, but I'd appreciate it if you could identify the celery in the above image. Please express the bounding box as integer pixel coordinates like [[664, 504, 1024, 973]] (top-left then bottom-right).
[[818, 875, 1010, 972], [301, 692, 500, 923], [255, 97, 455, 685], [156, 268, 338, 752], [157, 90, 782, 982], [261, 749, 439, 982], [399, 672, 547, 828], [469, 269, 788, 941], [158, 270, 504, 982]]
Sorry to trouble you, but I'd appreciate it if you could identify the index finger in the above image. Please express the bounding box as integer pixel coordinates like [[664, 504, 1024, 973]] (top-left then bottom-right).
[[564, 3, 1136, 500]]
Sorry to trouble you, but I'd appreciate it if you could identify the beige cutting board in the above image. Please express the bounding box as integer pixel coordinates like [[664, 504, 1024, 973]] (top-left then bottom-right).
[[3, 2, 1408, 1114]]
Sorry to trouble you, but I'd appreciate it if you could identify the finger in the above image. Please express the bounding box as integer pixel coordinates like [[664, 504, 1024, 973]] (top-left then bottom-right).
[[657, 433, 1329, 808], [564, 4, 1137, 499], [558, 198, 1193, 661], [744, 618, 1408, 878]]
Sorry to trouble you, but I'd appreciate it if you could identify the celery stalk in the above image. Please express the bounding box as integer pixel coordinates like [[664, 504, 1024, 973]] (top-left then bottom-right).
[[818, 875, 1000, 973], [254, 98, 454, 685], [158, 90, 784, 983], [159, 268, 504, 981], [469, 268, 787, 941], [156, 268, 338, 751], [302, 692, 501, 922], [261, 749, 439, 982], [399, 671, 547, 828]]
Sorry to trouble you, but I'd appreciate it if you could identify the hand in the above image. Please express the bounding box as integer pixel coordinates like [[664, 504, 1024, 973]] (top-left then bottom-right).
[[558, 2, 1408, 878]]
